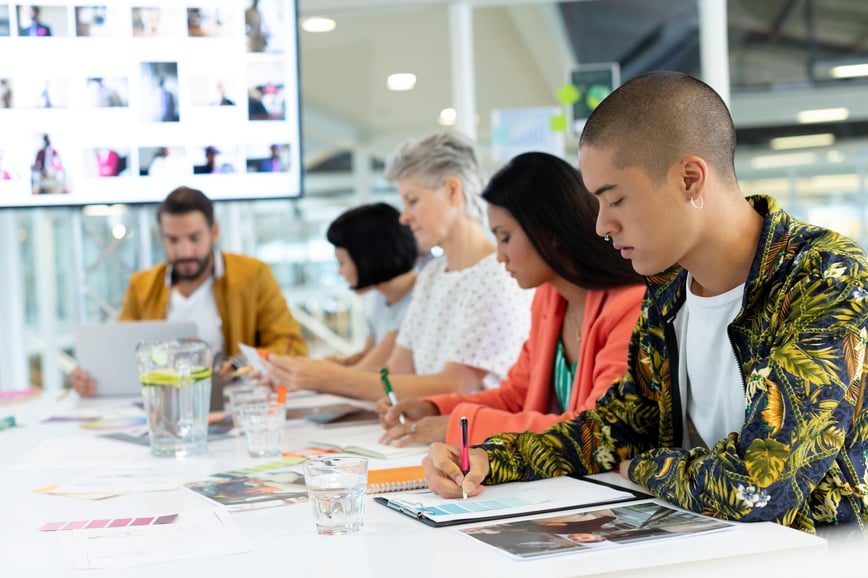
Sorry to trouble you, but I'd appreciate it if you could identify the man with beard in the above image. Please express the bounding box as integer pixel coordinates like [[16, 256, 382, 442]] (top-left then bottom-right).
[[71, 186, 307, 398]]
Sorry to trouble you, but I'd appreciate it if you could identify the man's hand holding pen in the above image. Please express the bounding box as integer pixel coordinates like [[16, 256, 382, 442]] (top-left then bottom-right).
[[422, 441, 490, 499]]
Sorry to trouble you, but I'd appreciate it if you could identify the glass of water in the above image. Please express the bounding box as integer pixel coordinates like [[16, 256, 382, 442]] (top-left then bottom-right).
[[303, 456, 368, 535], [238, 401, 286, 457]]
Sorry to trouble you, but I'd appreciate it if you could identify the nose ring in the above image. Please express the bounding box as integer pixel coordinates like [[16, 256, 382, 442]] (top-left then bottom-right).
[[604, 234, 610, 242]]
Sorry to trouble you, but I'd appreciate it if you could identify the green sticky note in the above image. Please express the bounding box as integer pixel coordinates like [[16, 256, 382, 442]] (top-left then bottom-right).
[[556, 83, 580, 106], [550, 114, 568, 132]]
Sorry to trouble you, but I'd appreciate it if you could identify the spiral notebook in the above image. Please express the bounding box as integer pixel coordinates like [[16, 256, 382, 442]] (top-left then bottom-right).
[[367, 465, 427, 494]]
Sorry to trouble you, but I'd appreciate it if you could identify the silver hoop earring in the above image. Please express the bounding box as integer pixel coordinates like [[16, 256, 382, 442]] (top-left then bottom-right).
[[690, 196, 704, 210], [604, 234, 610, 242]]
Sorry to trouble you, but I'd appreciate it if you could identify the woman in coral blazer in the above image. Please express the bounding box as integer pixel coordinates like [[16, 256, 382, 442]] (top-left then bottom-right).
[[378, 152, 645, 445]]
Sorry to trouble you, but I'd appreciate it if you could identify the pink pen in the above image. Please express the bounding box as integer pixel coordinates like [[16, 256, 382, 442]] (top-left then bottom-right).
[[460, 416, 469, 499]]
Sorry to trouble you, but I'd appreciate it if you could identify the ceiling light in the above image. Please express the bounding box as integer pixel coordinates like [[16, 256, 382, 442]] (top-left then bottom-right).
[[438, 107, 457, 126], [83, 204, 126, 216], [826, 150, 844, 163], [769, 133, 834, 151], [796, 108, 849, 124], [750, 152, 818, 170], [387, 73, 416, 92], [830, 63, 868, 79], [301, 17, 336, 33]]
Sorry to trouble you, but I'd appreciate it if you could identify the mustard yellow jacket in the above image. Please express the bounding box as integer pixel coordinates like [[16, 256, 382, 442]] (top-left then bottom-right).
[[118, 252, 307, 358]]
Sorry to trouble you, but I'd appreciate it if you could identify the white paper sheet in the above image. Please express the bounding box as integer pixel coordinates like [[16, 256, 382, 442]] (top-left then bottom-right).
[[48, 465, 189, 494], [72, 509, 251, 569], [14, 436, 151, 470]]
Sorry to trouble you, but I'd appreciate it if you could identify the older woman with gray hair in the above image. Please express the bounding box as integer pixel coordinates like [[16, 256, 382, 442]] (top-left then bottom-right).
[[266, 131, 533, 405]]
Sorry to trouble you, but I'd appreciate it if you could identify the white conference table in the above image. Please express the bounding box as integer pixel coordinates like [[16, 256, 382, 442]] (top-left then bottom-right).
[[0, 391, 857, 578]]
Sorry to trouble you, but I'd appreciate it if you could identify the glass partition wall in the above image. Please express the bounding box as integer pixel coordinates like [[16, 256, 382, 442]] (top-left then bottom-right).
[[5, 0, 868, 390]]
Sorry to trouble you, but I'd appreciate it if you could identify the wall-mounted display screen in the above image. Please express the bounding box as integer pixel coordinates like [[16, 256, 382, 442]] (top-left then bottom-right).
[[0, 0, 302, 207]]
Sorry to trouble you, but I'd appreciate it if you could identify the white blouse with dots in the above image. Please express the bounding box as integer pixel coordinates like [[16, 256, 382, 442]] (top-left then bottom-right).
[[396, 253, 534, 390]]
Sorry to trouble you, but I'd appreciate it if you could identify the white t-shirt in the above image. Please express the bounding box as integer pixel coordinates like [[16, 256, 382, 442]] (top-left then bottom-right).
[[167, 276, 224, 355], [396, 253, 534, 390], [366, 288, 414, 344], [676, 274, 746, 448]]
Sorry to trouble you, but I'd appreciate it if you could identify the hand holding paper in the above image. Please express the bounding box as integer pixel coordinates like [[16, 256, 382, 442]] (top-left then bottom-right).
[[238, 343, 269, 376], [264, 354, 346, 393]]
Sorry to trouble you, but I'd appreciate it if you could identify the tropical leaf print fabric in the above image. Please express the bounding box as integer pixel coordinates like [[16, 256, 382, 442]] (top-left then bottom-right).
[[480, 195, 868, 535]]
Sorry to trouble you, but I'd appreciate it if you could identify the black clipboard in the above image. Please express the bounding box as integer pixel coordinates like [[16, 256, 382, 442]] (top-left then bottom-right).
[[374, 475, 650, 528]]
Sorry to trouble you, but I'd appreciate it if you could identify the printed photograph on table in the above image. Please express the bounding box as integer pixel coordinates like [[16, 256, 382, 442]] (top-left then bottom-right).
[[460, 502, 734, 560], [184, 467, 308, 510], [210, 456, 306, 479]]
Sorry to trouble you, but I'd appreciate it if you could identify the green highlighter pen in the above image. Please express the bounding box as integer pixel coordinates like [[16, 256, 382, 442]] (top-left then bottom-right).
[[379, 368, 406, 425]]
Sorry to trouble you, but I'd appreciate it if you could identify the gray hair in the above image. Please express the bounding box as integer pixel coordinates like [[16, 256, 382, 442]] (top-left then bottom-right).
[[384, 131, 486, 223]]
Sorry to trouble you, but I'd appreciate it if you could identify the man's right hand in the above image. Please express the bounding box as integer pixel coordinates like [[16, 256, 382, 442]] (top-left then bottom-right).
[[70, 367, 97, 397]]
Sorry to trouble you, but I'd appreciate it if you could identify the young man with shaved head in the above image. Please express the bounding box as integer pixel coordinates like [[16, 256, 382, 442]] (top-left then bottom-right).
[[424, 71, 868, 537]]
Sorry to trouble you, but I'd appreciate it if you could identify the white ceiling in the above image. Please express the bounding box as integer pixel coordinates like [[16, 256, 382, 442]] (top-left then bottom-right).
[[298, 0, 573, 165], [297, 0, 868, 169]]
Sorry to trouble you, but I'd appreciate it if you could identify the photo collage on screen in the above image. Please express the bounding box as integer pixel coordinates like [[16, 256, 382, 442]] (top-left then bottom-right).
[[0, 0, 301, 207]]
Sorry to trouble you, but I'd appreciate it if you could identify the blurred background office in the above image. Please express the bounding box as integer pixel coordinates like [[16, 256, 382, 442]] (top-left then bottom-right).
[[2, 0, 868, 392]]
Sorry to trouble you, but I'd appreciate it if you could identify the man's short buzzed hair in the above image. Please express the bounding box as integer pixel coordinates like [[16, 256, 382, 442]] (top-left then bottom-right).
[[579, 71, 738, 185]]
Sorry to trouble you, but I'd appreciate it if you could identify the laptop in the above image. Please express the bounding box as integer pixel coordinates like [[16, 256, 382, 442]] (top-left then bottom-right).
[[74, 321, 199, 397]]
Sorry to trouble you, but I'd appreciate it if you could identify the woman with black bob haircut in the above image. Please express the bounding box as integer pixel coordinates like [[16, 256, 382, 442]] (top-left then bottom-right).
[[324, 202, 419, 369], [378, 151, 646, 446], [265, 130, 533, 401]]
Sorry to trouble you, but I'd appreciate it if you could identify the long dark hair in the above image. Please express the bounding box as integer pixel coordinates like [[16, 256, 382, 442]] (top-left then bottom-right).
[[482, 152, 642, 289]]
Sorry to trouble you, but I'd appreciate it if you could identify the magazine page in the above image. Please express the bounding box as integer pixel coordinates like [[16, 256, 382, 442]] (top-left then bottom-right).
[[183, 457, 308, 511], [458, 501, 735, 560]]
